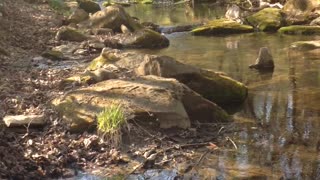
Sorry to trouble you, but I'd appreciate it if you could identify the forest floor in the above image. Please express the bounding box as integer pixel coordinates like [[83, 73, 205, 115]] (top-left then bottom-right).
[[0, 0, 229, 179]]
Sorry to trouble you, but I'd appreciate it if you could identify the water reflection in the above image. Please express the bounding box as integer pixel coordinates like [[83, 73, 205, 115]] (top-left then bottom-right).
[[125, 4, 320, 179]]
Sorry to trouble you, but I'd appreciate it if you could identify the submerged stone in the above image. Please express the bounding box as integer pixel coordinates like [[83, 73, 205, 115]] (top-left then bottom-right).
[[191, 19, 254, 36], [278, 25, 320, 35], [52, 76, 229, 133], [246, 8, 283, 32]]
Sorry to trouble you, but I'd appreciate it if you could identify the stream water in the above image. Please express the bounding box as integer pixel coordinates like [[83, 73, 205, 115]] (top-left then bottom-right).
[[121, 3, 320, 179]]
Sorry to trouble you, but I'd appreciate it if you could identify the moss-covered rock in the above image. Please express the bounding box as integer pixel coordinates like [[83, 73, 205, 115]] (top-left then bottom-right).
[[41, 50, 64, 60], [77, 0, 101, 14], [55, 27, 88, 42], [278, 25, 320, 35], [52, 76, 230, 133], [290, 40, 320, 50], [121, 29, 169, 48], [89, 5, 143, 32], [140, 0, 153, 4], [67, 8, 89, 24], [246, 8, 283, 32], [191, 19, 254, 36], [87, 48, 121, 71]]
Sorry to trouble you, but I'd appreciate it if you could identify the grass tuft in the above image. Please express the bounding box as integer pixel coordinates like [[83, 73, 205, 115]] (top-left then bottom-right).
[[97, 103, 126, 147]]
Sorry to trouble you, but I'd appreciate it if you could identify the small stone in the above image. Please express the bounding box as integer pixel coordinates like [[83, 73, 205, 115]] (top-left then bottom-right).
[[249, 47, 274, 70], [3, 114, 46, 128]]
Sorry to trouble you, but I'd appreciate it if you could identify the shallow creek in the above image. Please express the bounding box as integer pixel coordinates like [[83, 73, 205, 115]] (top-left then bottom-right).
[[122, 3, 320, 179]]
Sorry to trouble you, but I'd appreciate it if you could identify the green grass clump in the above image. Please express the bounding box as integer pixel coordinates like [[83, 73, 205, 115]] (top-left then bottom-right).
[[97, 104, 126, 146]]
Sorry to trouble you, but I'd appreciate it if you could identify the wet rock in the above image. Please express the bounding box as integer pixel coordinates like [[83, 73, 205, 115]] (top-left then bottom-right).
[[249, 47, 274, 70], [246, 8, 283, 32], [87, 48, 248, 105], [55, 27, 88, 42], [291, 40, 320, 50], [77, 0, 101, 14], [104, 28, 169, 49], [3, 114, 45, 127], [191, 19, 254, 36], [41, 50, 64, 60], [52, 76, 229, 132], [67, 8, 89, 24], [282, 0, 320, 25], [88, 5, 143, 32], [278, 25, 320, 35]]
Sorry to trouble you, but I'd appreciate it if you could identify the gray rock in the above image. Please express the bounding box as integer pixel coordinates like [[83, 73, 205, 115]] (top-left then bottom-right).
[[3, 114, 45, 127], [249, 47, 274, 69]]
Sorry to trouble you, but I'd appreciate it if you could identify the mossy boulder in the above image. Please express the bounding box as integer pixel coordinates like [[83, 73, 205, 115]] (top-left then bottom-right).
[[246, 8, 283, 32], [55, 27, 88, 42], [120, 29, 169, 48], [52, 76, 230, 133], [89, 5, 143, 32], [41, 50, 64, 60], [67, 8, 89, 24], [87, 48, 122, 71], [278, 25, 320, 35], [77, 0, 101, 14], [191, 19, 254, 36], [290, 40, 320, 50]]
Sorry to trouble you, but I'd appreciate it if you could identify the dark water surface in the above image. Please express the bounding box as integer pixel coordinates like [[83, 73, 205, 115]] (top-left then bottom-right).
[[123, 4, 320, 179]]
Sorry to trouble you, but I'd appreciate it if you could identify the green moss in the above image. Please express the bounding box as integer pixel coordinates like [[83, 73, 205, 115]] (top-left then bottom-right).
[[191, 19, 254, 36], [87, 50, 121, 71], [201, 71, 248, 105], [246, 8, 282, 32], [278, 25, 320, 35], [140, 0, 153, 4]]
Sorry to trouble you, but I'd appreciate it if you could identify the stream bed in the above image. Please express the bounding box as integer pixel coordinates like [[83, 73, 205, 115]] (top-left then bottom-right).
[[121, 3, 320, 179]]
